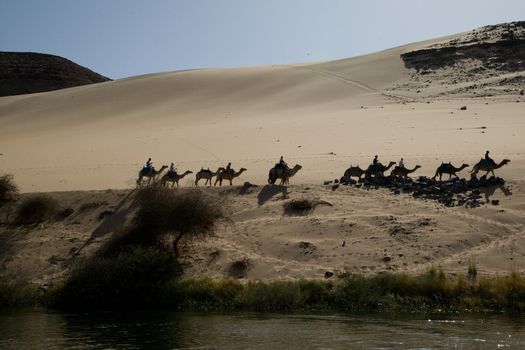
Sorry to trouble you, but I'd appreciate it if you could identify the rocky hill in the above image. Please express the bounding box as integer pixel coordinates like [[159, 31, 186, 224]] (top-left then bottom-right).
[[390, 21, 525, 99], [0, 52, 111, 97]]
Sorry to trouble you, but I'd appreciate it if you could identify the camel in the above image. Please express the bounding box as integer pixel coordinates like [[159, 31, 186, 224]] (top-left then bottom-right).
[[195, 168, 222, 187], [214, 168, 247, 186], [136, 165, 168, 188], [268, 164, 302, 185], [432, 163, 469, 181], [391, 165, 421, 179], [471, 159, 510, 177], [343, 166, 366, 181], [161, 170, 193, 188], [365, 161, 396, 178]]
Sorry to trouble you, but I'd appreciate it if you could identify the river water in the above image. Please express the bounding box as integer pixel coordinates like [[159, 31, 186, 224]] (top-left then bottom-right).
[[1, 310, 524, 349]]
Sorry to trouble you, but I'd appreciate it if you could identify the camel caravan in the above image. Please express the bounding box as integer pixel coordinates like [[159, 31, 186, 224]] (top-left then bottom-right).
[[339, 151, 511, 208], [341, 151, 510, 183], [136, 156, 303, 188], [135, 152, 510, 206]]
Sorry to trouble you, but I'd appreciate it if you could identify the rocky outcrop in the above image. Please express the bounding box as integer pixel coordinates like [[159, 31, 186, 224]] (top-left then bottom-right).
[[0, 52, 111, 96]]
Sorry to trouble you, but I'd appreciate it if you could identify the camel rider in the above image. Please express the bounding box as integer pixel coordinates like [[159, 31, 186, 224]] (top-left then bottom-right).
[[225, 162, 233, 175], [398, 158, 405, 168], [144, 158, 153, 173], [278, 156, 289, 170], [373, 155, 379, 165], [485, 150, 494, 164], [168, 162, 177, 175]]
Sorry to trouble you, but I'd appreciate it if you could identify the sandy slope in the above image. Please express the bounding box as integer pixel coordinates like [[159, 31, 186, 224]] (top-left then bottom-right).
[[0, 23, 524, 283], [1, 181, 524, 284]]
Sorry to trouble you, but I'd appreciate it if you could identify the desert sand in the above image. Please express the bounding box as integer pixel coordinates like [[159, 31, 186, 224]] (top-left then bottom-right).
[[0, 23, 524, 283]]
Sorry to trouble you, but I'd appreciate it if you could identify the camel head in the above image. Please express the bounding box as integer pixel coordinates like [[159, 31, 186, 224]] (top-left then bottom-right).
[[500, 159, 511, 167], [460, 163, 469, 169], [293, 164, 303, 171], [385, 161, 396, 170], [183, 170, 193, 175], [238, 167, 247, 174], [415, 165, 421, 170], [159, 165, 168, 171]]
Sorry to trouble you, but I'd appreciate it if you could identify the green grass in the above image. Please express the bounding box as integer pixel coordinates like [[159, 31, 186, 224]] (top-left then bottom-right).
[[0, 283, 46, 309], [7, 267, 525, 313]]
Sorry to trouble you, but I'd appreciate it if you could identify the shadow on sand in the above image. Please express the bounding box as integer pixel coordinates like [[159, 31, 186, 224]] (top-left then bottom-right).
[[479, 182, 512, 203], [257, 185, 288, 206], [76, 190, 136, 255]]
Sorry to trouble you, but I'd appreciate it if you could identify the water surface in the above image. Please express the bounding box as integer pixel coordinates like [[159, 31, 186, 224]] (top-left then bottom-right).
[[1, 310, 524, 349]]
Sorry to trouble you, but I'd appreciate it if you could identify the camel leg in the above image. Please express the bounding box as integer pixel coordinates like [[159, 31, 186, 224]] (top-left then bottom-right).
[[491, 170, 496, 178], [176, 181, 179, 188], [229, 179, 232, 186]]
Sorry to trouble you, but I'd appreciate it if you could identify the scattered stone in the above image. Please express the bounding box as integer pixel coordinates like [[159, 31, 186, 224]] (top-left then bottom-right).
[[239, 181, 258, 195], [339, 172, 506, 208], [491, 199, 500, 205], [334, 179, 339, 184], [331, 184, 340, 191], [56, 207, 74, 220], [382, 256, 392, 263], [228, 259, 250, 279], [324, 180, 333, 185], [460, 106, 467, 110], [324, 271, 334, 279], [342, 240, 346, 247]]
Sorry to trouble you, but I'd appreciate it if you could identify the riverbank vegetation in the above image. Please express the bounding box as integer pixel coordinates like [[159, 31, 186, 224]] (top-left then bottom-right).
[[2, 186, 525, 314], [2, 267, 525, 314]]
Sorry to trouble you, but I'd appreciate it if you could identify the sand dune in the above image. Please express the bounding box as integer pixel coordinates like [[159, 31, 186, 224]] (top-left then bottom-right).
[[1, 22, 524, 282]]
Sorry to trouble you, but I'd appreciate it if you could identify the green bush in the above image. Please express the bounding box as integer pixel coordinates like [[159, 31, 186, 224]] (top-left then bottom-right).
[[101, 186, 224, 256], [0, 174, 19, 206], [15, 195, 59, 224], [0, 283, 43, 309], [54, 246, 180, 309]]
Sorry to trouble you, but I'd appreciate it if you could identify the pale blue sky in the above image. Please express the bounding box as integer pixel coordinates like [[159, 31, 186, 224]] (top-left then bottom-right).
[[1, 0, 524, 79]]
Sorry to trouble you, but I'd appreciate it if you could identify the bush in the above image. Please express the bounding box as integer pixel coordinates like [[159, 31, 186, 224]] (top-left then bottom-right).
[[0, 175, 19, 206], [101, 186, 225, 256], [54, 246, 181, 309], [283, 198, 314, 215], [0, 283, 43, 309], [15, 195, 59, 224]]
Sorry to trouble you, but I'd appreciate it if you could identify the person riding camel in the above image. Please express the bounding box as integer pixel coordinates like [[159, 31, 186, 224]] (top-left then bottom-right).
[[372, 155, 379, 166], [485, 150, 494, 164], [398, 158, 405, 168], [168, 162, 177, 176], [276, 156, 289, 171], [225, 162, 234, 175], [144, 158, 153, 173]]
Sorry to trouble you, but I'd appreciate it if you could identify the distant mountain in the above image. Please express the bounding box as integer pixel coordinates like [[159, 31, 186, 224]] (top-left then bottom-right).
[[0, 52, 111, 97]]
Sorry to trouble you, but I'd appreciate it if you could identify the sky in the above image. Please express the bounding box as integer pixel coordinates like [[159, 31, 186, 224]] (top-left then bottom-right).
[[1, 0, 524, 79]]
